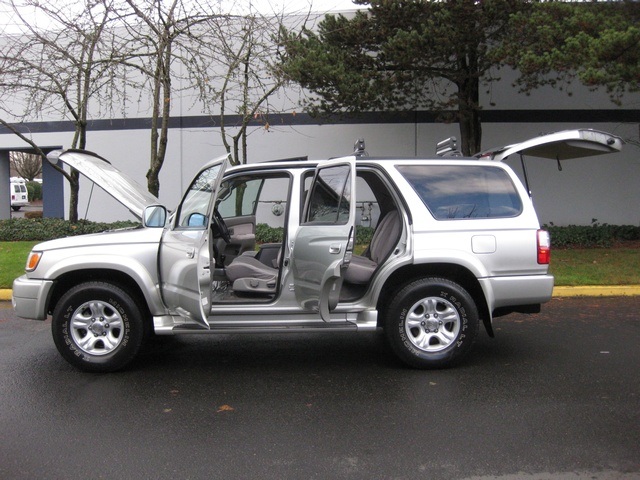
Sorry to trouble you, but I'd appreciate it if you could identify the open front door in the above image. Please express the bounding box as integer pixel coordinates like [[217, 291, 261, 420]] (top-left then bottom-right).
[[159, 155, 229, 328], [291, 158, 356, 322]]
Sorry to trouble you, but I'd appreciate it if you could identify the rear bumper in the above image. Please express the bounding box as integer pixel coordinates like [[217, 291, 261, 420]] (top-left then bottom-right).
[[482, 274, 554, 312], [11, 275, 53, 320]]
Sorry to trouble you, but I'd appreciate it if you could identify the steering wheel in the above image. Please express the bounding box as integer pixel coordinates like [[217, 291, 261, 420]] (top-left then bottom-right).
[[212, 208, 231, 243]]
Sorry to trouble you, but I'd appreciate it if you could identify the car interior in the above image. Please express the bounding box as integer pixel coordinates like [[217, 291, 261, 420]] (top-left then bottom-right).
[[210, 167, 403, 304]]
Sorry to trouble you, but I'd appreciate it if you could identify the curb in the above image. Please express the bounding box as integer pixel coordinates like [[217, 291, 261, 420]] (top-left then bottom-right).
[[3, 286, 640, 303], [552, 285, 640, 297]]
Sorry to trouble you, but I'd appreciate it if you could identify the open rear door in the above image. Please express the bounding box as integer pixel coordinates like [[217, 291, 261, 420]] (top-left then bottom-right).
[[291, 157, 356, 322], [477, 129, 623, 163], [476, 129, 623, 196]]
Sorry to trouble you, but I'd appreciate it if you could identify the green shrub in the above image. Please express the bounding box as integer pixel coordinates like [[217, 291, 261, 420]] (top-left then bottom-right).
[[27, 181, 42, 201], [254, 224, 375, 246], [0, 218, 140, 242], [544, 220, 640, 248], [255, 223, 284, 244], [356, 226, 374, 245]]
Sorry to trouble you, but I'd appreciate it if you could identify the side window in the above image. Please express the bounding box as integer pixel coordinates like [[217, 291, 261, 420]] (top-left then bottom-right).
[[305, 165, 351, 225], [396, 165, 523, 220], [217, 178, 263, 218], [175, 164, 222, 228]]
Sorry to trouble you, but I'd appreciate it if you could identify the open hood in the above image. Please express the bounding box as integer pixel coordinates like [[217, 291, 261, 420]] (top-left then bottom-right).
[[476, 129, 623, 162], [47, 149, 160, 220]]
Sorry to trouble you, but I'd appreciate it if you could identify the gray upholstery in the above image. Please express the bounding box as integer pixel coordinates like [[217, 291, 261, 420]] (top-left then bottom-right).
[[344, 210, 401, 284], [226, 210, 401, 288], [226, 254, 278, 283]]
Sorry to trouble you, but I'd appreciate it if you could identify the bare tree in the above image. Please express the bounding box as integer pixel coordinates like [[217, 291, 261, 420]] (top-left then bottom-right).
[[0, 0, 127, 221], [117, 0, 212, 197], [190, 6, 300, 166], [10, 151, 41, 180]]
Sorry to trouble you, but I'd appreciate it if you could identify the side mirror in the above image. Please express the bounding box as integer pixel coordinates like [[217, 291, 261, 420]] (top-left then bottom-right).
[[143, 205, 167, 228], [187, 212, 207, 227]]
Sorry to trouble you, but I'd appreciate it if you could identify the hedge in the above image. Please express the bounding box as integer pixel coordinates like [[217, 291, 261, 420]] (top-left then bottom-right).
[[0, 218, 140, 242], [1, 217, 638, 248], [544, 221, 640, 248], [255, 224, 374, 245]]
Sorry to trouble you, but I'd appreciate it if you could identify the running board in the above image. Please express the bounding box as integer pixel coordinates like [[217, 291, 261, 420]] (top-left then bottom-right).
[[169, 323, 359, 335]]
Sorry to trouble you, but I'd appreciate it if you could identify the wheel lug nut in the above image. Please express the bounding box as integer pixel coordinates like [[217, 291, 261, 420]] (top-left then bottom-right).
[[421, 321, 425, 326]]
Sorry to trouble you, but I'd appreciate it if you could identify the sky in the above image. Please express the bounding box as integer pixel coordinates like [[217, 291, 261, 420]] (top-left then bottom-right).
[[0, 0, 366, 34]]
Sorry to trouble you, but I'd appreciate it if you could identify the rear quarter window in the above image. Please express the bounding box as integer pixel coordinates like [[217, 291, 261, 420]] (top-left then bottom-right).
[[396, 164, 522, 220]]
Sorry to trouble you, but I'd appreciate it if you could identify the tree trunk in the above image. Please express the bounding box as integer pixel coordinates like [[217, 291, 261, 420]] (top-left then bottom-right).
[[457, 76, 482, 157], [68, 170, 80, 223], [68, 122, 87, 222]]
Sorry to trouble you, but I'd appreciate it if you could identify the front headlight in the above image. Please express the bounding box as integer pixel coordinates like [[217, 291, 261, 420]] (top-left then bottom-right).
[[26, 251, 43, 272]]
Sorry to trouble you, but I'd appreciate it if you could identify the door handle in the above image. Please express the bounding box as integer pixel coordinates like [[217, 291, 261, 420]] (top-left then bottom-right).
[[329, 244, 342, 254]]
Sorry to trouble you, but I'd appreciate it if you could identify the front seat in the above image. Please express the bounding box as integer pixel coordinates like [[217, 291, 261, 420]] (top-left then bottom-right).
[[343, 210, 402, 285], [225, 249, 279, 294]]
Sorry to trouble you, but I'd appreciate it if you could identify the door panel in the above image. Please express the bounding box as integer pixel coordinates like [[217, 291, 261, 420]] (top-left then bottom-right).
[[291, 158, 356, 322], [159, 156, 228, 328]]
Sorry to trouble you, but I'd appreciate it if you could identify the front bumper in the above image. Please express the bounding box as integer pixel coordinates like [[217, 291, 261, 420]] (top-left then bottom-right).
[[12, 275, 53, 320]]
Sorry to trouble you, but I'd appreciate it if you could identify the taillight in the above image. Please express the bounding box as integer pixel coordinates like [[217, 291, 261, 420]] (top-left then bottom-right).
[[537, 230, 551, 264]]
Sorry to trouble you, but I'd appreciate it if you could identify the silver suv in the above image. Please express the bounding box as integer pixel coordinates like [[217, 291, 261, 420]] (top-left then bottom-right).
[[12, 129, 622, 372]]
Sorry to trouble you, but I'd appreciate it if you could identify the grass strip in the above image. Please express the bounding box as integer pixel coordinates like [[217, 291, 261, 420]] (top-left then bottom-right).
[[1, 242, 639, 289], [1, 241, 38, 288]]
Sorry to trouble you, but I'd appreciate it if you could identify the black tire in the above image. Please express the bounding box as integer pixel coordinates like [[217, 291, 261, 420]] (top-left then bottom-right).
[[11, 206, 20, 211], [51, 281, 147, 373], [384, 277, 479, 369]]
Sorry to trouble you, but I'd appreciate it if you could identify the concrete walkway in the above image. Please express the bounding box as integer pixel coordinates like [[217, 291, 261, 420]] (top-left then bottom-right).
[[3, 285, 640, 302]]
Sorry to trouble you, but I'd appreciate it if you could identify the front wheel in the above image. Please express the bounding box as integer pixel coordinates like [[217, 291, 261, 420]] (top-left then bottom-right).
[[384, 278, 479, 369], [52, 281, 147, 372]]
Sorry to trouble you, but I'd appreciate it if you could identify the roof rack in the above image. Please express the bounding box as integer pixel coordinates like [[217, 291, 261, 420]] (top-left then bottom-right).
[[262, 156, 309, 163], [436, 137, 462, 157], [353, 138, 368, 157]]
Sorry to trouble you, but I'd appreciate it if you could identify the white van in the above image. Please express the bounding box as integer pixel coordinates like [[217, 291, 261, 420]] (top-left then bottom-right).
[[10, 178, 29, 211]]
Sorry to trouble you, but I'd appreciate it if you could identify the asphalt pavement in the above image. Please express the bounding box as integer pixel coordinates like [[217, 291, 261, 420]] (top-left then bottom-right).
[[0, 297, 639, 480]]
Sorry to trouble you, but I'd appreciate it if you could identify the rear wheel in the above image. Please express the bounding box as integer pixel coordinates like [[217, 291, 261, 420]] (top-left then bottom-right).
[[52, 281, 147, 372], [384, 277, 479, 369]]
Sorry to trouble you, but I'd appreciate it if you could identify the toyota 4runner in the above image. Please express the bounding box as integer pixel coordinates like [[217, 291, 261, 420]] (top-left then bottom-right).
[[12, 129, 623, 372]]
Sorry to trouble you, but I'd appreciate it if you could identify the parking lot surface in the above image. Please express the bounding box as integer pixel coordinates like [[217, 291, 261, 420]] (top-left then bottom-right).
[[0, 297, 638, 480]]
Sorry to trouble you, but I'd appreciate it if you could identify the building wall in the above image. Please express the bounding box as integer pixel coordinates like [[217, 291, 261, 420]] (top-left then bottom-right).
[[1, 67, 638, 225]]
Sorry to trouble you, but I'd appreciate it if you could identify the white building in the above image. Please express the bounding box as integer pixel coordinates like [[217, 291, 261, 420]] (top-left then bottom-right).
[[1, 24, 638, 226]]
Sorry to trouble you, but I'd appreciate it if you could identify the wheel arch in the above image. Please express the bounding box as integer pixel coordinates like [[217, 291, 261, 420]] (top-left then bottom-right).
[[376, 263, 493, 337], [47, 269, 155, 326]]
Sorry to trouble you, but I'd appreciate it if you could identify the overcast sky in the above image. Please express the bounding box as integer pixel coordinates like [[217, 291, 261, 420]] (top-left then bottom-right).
[[0, 0, 365, 34], [221, 0, 366, 15]]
